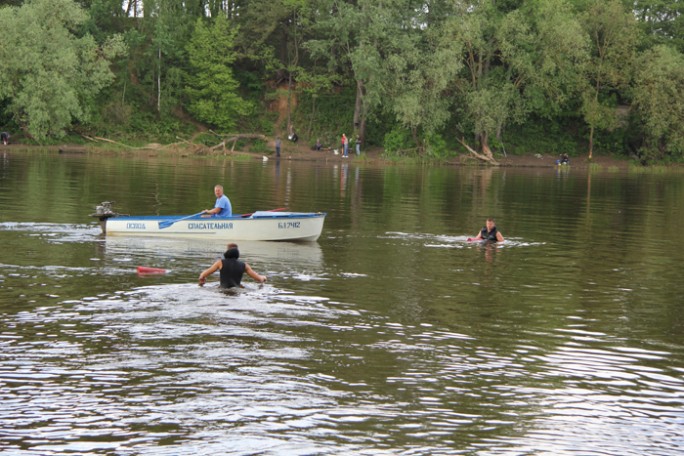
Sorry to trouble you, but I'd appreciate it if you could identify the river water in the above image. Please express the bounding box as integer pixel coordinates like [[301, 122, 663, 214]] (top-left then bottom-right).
[[1, 149, 683, 455]]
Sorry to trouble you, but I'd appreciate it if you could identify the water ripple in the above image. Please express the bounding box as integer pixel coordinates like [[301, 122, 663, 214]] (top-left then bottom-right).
[[0, 221, 102, 243], [1, 283, 683, 454]]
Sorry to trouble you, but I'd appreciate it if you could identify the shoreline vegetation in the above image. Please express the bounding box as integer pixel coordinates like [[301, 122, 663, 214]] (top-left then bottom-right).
[[6, 138, 658, 173]]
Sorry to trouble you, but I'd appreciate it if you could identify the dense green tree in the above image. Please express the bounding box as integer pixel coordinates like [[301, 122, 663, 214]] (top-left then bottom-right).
[[185, 16, 251, 130], [439, 1, 514, 161], [130, 0, 194, 115], [230, 0, 284, 69], [579, 0, 638, 159], [84, 0, 130, 39], [0, 0, 125, 140], [634, 0, 684, 52], [305, 0, 367, 141], [365, 0, 463, 156], [500, 0, 588, 118], [632, 45, 684, 162], [307, 0, 464, 155], [348, 0, 423, 151], [229, 0, 314, 136], [441, 0, 590, 162]]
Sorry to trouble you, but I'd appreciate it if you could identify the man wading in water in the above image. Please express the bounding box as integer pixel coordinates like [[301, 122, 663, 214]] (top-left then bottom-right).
[[469, 218, 505, 242], [198, 243, 267, 288]]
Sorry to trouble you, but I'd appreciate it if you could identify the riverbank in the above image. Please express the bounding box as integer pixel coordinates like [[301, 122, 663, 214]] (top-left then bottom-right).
[[222, 140, 637, 171], [191, 136, 637, 170], [3, 141, 637, 171], [280, 147, 635, 170]]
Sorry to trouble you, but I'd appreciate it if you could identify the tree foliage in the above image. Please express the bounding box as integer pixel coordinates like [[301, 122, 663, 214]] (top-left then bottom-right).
[[185, 16, 252, 131], [0, 0, 125, 140], [579, 0, 638, 158], [633, 45, 684, 162], [1, 0, 684, 162]]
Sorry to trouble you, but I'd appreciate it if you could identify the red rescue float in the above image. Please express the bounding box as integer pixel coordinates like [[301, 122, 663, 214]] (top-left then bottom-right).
[[137, 266, 167, 275]]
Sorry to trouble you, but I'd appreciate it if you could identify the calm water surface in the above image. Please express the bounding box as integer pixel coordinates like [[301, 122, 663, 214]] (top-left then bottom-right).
[[1, 149, 683, 455]]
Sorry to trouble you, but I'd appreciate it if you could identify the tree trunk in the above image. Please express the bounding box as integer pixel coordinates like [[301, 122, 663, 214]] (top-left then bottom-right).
[[588, 125, 594, 160], [353, 79, 366, 143], [125, 0, 134, 17], [479, 131, 495, 161], [307, 96, 316, 138], [410, 128, 422, 155], [286, 72, 292, 135], [157, 46, 161, 113], [285, 9, 301, 138]]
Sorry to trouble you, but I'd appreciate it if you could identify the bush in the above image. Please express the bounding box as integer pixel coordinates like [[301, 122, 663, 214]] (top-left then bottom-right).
[[249, 139, 270, 154], [424, 133, 450, 159], [383, 128, 416, 157]]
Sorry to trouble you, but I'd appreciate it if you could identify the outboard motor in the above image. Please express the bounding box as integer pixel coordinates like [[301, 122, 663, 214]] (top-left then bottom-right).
[[90, 201, 117, 221], [90, 201, 119, 234]]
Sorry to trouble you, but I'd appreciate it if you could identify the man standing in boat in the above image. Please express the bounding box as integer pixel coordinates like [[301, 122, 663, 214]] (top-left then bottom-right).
[[202, 184, 232, 217], [469, 218, 505, 242], [198, 243, 267, 288]]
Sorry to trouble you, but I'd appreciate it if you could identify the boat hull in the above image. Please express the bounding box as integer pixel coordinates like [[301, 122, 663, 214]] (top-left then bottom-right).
[[104, 211, 326, 242]]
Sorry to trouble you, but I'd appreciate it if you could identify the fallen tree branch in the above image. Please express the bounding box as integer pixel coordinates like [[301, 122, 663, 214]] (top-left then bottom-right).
[[82, 135, 136, 149], [209, 140, 226, 153], [221, 133, 268, 143], [83, 132, 270, 155], [457, 137, 499, 165]]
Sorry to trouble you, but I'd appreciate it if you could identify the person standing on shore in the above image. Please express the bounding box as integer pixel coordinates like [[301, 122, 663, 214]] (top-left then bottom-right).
[[341, 133, 348, 158], [275, 137, 281, 157], [355, 135, 361, 156]]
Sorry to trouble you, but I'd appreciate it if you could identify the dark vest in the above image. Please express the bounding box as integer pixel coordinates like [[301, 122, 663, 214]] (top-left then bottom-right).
[[219, 258, 246, 288], [480, 226, 499, 242]]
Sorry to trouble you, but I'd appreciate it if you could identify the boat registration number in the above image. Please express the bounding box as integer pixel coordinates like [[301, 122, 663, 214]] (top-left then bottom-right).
[[278, 221, 301, 229]]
